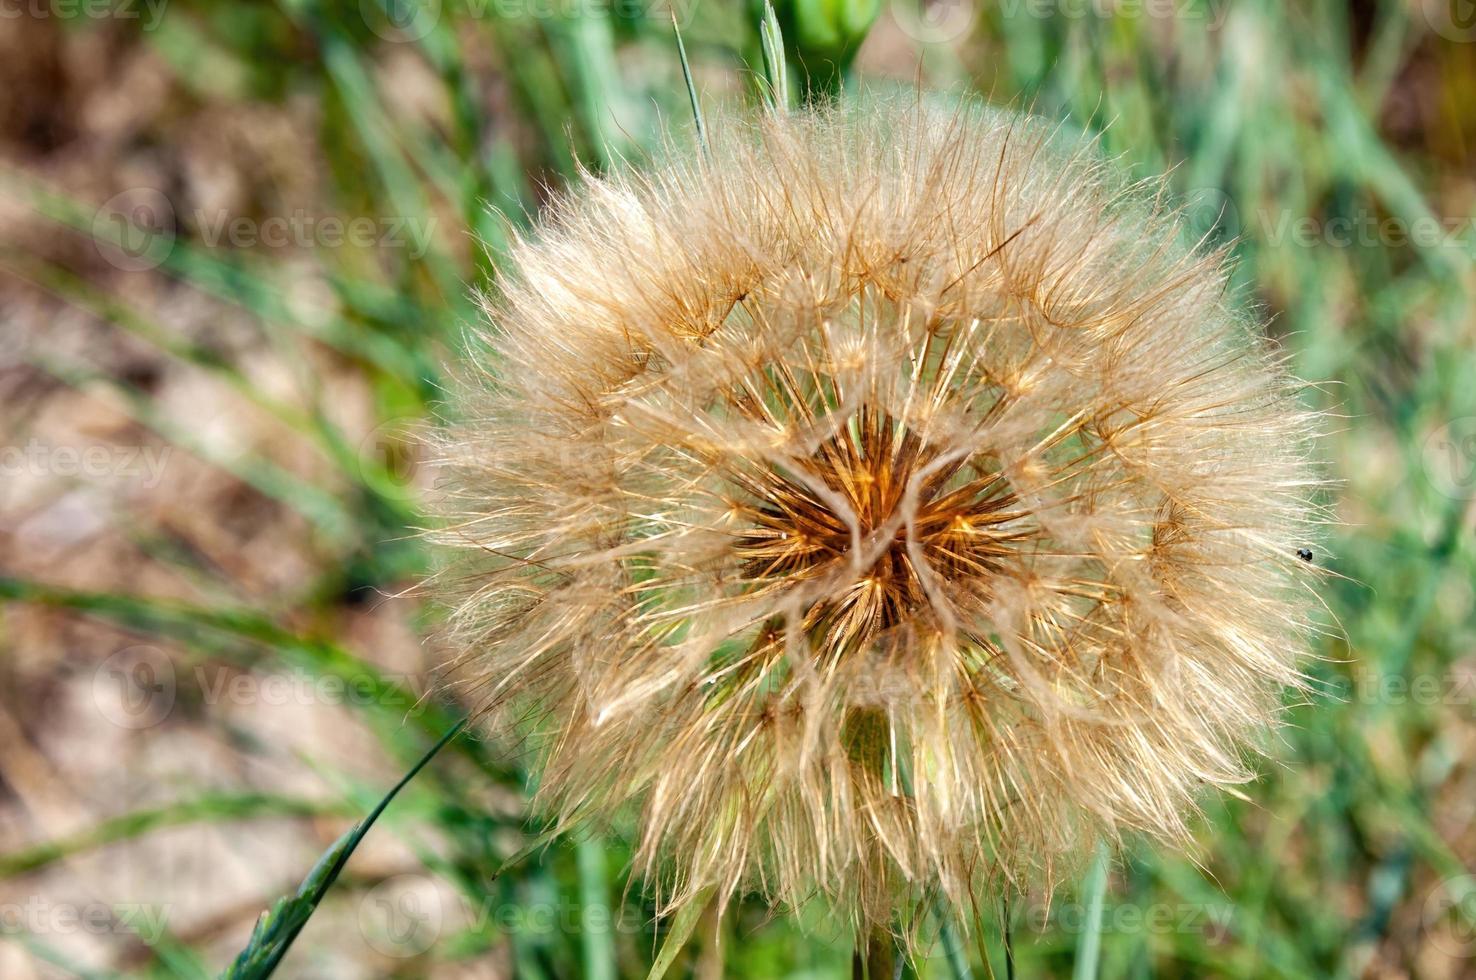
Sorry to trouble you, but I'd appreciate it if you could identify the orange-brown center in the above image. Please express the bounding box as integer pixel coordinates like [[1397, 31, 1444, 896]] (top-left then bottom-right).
[[734, 408, 1026, 650]]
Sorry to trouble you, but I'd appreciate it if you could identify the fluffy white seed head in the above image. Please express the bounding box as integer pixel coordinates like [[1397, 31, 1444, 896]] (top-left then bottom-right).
[[432, 96, 1326, 929]]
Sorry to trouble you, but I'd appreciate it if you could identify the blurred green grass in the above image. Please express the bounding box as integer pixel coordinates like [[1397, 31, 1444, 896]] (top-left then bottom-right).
[[0, 0, 1474, 977]]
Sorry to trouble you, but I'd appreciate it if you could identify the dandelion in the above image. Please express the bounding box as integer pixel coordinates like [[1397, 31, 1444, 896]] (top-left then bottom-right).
[[432, 97, 1324, 935]]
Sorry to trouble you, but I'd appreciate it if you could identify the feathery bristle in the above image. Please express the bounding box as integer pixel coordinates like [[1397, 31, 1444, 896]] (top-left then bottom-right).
[[430, 96, 1327, 930]]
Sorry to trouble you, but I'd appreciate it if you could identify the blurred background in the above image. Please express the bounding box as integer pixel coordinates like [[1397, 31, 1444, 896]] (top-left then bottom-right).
[[1, 0, 1474, 976]]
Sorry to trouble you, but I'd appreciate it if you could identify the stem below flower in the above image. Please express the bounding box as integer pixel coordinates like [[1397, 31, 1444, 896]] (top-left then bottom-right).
[[852, 925, 897, 980]]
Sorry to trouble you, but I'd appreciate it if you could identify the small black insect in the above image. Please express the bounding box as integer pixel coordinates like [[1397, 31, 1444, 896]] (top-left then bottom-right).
[[1296, 547, 1314, 563]]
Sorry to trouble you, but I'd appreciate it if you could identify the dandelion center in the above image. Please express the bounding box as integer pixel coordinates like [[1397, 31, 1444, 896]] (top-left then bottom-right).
[[733, 405, 1028, 649]]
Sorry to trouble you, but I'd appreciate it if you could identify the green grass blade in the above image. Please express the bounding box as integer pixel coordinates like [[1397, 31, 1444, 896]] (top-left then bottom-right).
[[1072, 843, 1109, 980], [221, 716, 468, 979], [547, 12, 627, 168], [23, 355, 359, 543], [759, 0, 791, 113], [0, 794, 350, 878], [5, 575, 532, 786], [940, 913, 973, 979], [577, 836, 617, 980], [646, 888, 712, 980], [672, 12, 707, 153], [0, 169, 427, 381], [16, 934, 127, 979]]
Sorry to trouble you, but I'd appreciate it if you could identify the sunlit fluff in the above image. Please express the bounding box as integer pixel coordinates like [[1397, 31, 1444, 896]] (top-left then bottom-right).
[[433, 97, 1324, 928]]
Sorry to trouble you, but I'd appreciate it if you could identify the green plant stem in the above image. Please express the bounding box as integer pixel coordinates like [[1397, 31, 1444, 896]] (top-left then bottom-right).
[[854, 925, 897, 980]]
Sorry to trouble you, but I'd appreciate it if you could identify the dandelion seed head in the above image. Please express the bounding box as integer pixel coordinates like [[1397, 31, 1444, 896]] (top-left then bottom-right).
[[432, 96, 1327, 929]]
